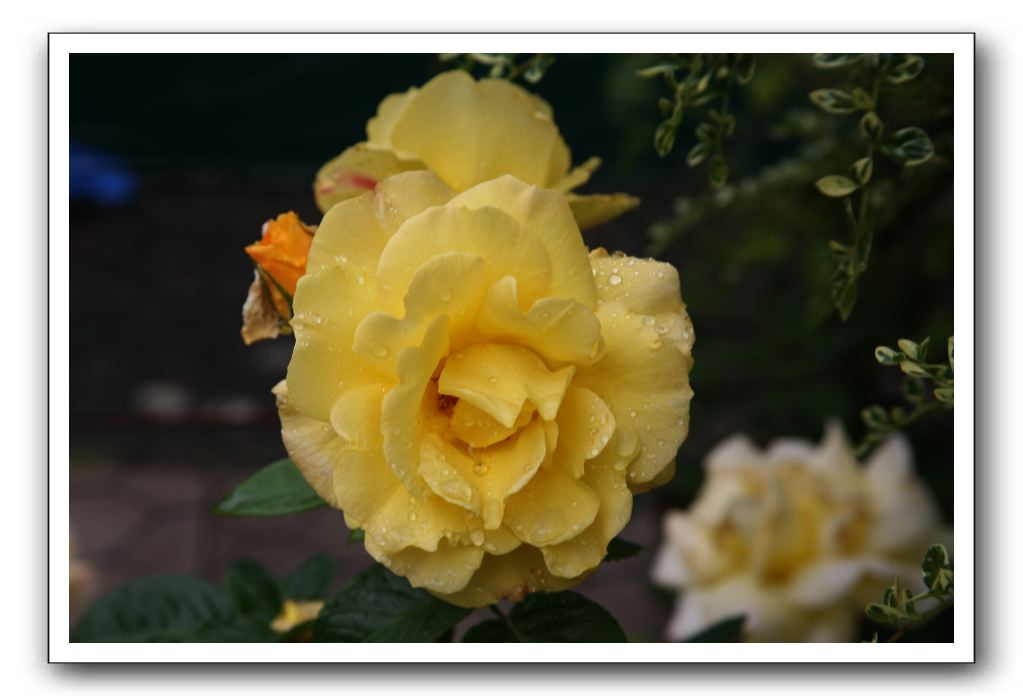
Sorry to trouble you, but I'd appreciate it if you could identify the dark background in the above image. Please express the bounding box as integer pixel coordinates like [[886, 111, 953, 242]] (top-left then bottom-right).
[[69, 53, 954, 640]]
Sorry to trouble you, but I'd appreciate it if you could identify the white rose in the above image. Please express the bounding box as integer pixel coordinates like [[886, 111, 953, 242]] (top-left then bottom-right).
[[652, 423, 951, 642]]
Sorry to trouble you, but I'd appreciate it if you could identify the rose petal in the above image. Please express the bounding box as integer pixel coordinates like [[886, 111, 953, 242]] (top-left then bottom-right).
[[503, 464, 599, 547], [438, 343, 574, 428], [447, 175, 597, 308], [567, 192, 640, 229], [476, 275, 604, 366], [375, 204, 553, 315], [313, 143, 424, 213], [387, 70, 569, 191]]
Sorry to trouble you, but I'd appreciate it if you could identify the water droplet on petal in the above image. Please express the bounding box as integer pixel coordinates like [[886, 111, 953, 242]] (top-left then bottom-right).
[[607, 274, 623, 286]]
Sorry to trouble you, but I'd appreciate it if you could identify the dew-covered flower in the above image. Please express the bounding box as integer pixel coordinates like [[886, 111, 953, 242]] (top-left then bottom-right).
[[276, 171, 693, 607], [652, 424, 950, 642], [313, 70, 638, 230]]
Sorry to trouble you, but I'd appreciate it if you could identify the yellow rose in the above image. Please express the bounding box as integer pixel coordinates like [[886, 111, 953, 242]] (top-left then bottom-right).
[[651, 425, 951, 642], [313, 70, 639, 230], [276, 171, 693, 607]]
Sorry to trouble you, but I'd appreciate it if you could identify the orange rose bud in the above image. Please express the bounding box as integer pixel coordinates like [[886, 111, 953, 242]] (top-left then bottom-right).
[[245, 211, 316, 300]]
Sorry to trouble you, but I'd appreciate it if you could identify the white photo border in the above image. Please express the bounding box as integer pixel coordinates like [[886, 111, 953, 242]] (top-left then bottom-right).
[[49, 32, 974, 663]]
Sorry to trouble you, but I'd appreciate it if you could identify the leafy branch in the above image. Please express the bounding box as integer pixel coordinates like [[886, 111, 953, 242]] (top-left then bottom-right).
[[858, 335, 953, 457], [810, 53, 934, 320], [639, 53, 756, 188], [439, 53, 555, 84], [866, 544, 953, 642]]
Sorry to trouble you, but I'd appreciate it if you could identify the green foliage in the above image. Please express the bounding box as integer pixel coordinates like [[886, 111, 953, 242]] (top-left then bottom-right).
[[313, 564, 470, 642], [865, 544, 953, 641], [858, 334, 954, 456], [816, 174, 859, 197], [639, 53, 756, 188], [809, 53, 934, 320], [439, 53, 554, 84], [922, 544, 955, 593], [72, 575, 239, 642], [282, 554, 333, 601], [73, 556, 337, 642], [683, 615, 746, 642], [225, 559, 283, 624], [463, 592, 626, 642], [215, 458, 327, 516], [605, 537, 643, 562], [882, 127, 936, 167]]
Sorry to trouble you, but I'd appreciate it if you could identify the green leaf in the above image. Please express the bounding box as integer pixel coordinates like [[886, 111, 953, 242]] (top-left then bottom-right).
[[708, 155, 729, 188], [281, 554, 333, 601], [348, 528, 366, 544], [687, 142, 712, 167], [885, 54, 925, 84], [828, 240, 849, 255], [637, 64, 678, 79], [832, 276, 859, 321], [313, 564, 470, 642], [815, 175, 859, 198], [809, 88, 858, 114], [812, 53, 862, 69], [215, 458, 327, 517], [462, 592, 626, 643], [654, 120, 678, 157], [523, 54, 554, 84], [883, 577, 915, 615], [734, 54, 757, 85], [193, 614, 280, 642], [225, 559, 282, 623], [72, 575, 234, 642], [922, 544, 954, 592], [695, 122, 715, 143], [866, 602, 906, 624], [851, 87, 874, 111], [861, 405, 889, 428], [605, 537, 643, 562], [860, 111, 884, 141], [934, 386, 954, 404], [899, 360, 929, 377], [883, 127, 935, 166], [874, 346, 901, 365], [917, 337, 931, 361], [852, 157, 873, 185], [684, 615, 746, 642], [897, 338, 920, 359]]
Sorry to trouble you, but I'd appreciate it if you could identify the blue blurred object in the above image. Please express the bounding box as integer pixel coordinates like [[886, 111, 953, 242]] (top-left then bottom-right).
[[69, 142, 137, 206]]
